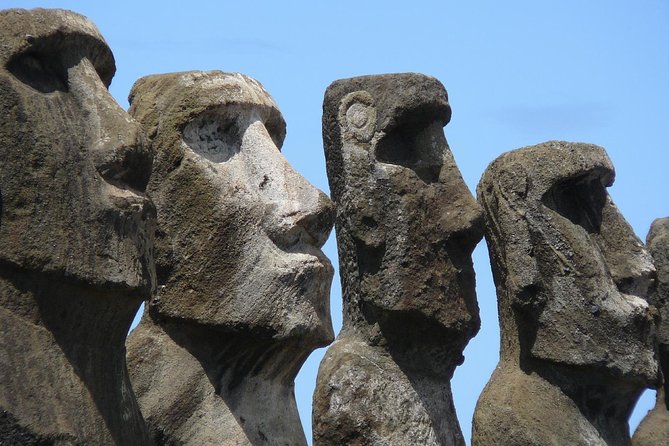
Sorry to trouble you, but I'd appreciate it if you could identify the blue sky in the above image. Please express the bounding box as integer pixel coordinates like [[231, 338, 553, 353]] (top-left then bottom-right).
[[10, 1, 668, 444]]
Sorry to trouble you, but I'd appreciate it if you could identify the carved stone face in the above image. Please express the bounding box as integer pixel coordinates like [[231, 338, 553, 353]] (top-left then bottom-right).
[[0, 9, 154, 295], [478, 141, 658, 384], [323, 74, 483, 344], [129, 71, 335, 346]]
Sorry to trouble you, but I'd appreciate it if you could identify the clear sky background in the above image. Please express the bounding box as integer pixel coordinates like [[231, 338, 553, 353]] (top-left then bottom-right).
[[10, 1, 668, 444]]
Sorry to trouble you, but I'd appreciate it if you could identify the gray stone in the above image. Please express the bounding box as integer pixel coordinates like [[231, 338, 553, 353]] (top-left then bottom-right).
[[125, 71, 335, 446], [313, 73, 484, 445], [0, 8, 154, 445], [472, 141, 658, 446], [633, 217, 669, 446]]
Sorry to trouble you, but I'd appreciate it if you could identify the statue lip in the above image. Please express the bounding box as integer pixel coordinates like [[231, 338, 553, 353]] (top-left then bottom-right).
[[105, 182, 152, 213], [274, 228, 334, 273]]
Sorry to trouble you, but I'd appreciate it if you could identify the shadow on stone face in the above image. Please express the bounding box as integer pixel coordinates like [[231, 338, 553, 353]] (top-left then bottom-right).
[[542, 174, 607, 234], [0, 408, 85, 446], [374, 119, 445, 183], [5, 31, 115, 94]]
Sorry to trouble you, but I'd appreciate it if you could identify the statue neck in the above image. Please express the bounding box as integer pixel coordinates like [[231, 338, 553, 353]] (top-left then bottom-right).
[[0, 264, 147, 444], [132, 313, 309, 445], [0, 265, 140, 344], [523, 358, 643, 443], [149, 311, 311, 385], [341, 297, 465, 379], [660, 348, 669, 409]]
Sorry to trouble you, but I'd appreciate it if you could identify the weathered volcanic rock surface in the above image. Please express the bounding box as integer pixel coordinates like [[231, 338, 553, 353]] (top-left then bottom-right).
[[633, 217, 669, 446], [0, 9, 155, 445], [472, 141, 658, 446], [126, 71, 335, 446], [313, 73, 483, 445], [0, 8, 154, 446]]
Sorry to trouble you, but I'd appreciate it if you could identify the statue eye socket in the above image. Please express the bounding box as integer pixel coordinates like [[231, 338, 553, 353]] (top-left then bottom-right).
[[375, 124, 418, 166], [6, 51, 68, 93], [6, 33, 115, 93], [95, 145, 153, 193], [542, 175, 607, 233], [374, 122, 443, 184], [264, 118, 286, 150], [183, 114, 242, 163]]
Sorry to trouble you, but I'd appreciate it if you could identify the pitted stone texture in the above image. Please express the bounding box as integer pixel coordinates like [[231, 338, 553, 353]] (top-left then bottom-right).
[[633, 217, 669, 446], [0, 8, 154, 445], [126, 71, 334, 446], [313, 73, 483, 446], [472, 141, 658, 446]]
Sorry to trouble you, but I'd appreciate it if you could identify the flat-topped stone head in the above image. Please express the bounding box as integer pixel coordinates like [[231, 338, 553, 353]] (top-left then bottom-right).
[[322, 73, 483, 361], [129, 71, 335, 348], [477, 141, 657, 383], [0, 8, 154, 295], [313, 73, 481, 445]]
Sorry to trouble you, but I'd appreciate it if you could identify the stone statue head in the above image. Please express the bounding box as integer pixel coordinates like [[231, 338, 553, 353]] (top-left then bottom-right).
[[0, 8, 154, 296], [477, 141, 657, 385], [129, 71, 335, 347], [322, 73, 483, 358]]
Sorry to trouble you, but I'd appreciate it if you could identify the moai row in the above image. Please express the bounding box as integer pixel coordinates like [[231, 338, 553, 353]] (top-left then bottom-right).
[[1, 7, 665, 446], [311, 80, 661, 446], [0, 8, 335, 446]]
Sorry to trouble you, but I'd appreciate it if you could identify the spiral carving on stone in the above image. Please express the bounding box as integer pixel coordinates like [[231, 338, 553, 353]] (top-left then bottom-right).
[[338, 91, 376, 143]]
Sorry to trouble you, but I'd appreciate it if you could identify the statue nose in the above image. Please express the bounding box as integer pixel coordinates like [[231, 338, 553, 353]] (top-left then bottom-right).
[[67, 57, 152, 192], [92, 122, 152, 193], [263, 174, 335, 251], [246, 124, 335, 250], [596, 201, 656, 299], [286, 191, 335, 249]]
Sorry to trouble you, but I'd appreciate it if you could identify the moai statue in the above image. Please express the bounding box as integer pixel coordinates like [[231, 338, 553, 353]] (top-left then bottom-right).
[[633, 217, 669, 446], [0, 8, 154, 445], [313, 73, 484, 445], [125, 71, 335, 446], [472, 141, 658, 446]]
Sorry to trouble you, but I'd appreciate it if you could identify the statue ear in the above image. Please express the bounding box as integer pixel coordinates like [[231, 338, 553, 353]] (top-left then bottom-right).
[[481, 164, 542, 309], [338, 91, 376, 143]]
